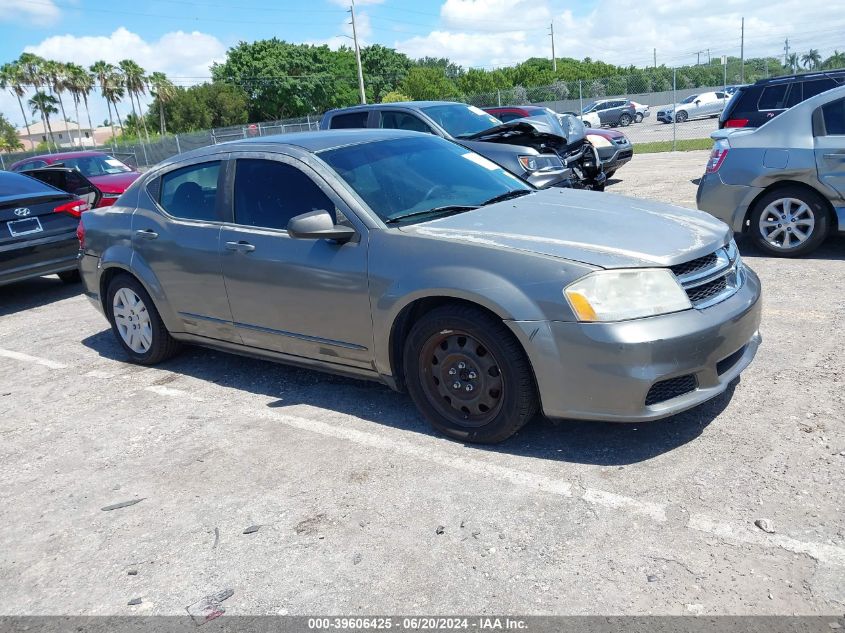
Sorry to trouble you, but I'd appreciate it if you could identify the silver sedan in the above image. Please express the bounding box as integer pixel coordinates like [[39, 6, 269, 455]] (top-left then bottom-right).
[[79, 130, 761, 443]]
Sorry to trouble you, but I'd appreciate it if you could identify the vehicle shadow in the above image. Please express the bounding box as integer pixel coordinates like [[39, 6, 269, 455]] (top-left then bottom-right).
[[81, 328, 731, 466], [736, 233, 845, 261], [0, 276, 82, 317]]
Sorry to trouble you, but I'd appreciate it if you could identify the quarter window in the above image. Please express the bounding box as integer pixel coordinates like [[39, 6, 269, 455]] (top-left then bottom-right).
[[758, 84, 789, 110], [329, 112, 368, 129], [159, 161, 221, 221], [234, 159, 334, 231]]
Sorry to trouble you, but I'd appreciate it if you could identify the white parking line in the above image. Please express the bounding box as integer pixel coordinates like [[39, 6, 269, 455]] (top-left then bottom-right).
[[0, 348, 67, 370]]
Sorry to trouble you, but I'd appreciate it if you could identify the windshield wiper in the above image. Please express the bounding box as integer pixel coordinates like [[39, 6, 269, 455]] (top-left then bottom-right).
[[480, 189, 533, 206], [385, 205, 479, 224]]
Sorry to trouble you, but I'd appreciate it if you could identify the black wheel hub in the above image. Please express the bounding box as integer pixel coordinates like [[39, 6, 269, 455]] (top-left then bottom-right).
[[420, 331, 504, 427]]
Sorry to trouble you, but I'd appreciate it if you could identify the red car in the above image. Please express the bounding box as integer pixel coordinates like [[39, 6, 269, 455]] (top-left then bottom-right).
[[9, 151, 141, 207], [484, 106, 633, 178]]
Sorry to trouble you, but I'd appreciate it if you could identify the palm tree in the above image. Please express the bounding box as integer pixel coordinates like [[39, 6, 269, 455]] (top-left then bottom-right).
[[106, 70, 127, 138], [786, 53, 799, 73], [90, 61, 119, 141], [44, 60, 71, 137], [822, 50, 845, 69], [18, 53, 55, 149], [0, 62, 33, 149], [148, 71, 175, 135], [801, 49, 822, 70], [119, 59, 151, 142], [29, 91, 59, 148], [63, 63, 89, 147]]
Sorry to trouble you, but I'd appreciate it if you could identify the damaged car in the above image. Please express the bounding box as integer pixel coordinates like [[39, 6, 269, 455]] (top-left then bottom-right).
[[320, 101, 605, 190]]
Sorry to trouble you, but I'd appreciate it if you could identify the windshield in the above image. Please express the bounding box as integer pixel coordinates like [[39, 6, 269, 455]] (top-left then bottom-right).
[[581, 102, 598, 114], [680, 94, 699, 104], [319, 135, 531, 224], [421, 104, 501, 138], [56, 155, 133, 177]]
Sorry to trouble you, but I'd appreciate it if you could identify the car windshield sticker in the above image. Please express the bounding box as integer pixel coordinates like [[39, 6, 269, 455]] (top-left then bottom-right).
[[461, 152, 500, 170], [467, 105, 488, 116]]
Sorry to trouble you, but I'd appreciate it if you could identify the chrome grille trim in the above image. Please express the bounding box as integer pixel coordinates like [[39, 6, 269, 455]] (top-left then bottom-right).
[[672, 241, 744, 309]]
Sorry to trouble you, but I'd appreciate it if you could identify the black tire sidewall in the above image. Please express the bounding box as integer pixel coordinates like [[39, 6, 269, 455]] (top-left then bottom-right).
[[106, 274, 176, 364], [619, 114, 631, 126], [749, 188, 830, 257], [676, 111, 688, 123], [403, 307, 537, 443], [58, 269, 81, 283]]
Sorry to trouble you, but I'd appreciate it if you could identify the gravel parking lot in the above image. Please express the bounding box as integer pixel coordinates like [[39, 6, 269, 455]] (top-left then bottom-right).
[[1, 151, 843, 617]]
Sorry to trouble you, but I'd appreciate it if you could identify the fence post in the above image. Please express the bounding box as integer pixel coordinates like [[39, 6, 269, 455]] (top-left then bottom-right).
[[672, 68, 677, 152], [0, 153, 5, 170], [139, 141, 149, 166], [174, 134, 181, 154], [211, 129, 217, 145], [578, 80, 583, 116], [257, 123, 263, 136], [497, 89, 501, 107]]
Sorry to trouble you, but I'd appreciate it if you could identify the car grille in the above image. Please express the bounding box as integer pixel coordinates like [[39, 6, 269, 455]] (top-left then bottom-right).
[[645, 374, 698, 406], [616, 149, 633, 160], [670, 241, 744, 309]]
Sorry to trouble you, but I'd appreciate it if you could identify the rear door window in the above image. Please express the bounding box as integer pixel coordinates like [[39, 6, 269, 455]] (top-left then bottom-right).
[[329, 112, 369, 129], [803, 78, 837, 100], [233, 159, 334, 231], [785, 83, 802, 108], [758, 84, 789, 110], [820, 98, 845, 135], [378, 111, 433, 133], [159, 161, 221, 221]]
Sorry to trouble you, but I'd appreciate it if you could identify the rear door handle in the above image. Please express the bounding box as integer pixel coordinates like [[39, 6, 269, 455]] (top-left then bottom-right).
[[135, 229, 158, 240], [225, 241, 256, 253], [822, 153, 845, 160]]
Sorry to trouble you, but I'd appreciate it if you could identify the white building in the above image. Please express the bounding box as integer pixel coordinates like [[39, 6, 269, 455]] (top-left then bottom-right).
[[17, 120, 106, 150]]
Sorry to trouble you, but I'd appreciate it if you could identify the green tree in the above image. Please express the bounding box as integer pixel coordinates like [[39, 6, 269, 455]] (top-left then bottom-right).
[[381, 90, 411, 103], [801, 49, 821, 70], [91, 61, 126, 138], [44, 60, 71, 133], [360, 44, 412, 102], [149, 82, 248, 133], [28, 91, 58, 147], [399, 67, 458, 101], [823, 50, 845, 69], [65, 63, 96, 146], [120, 59, 151, 142], [0, 62, 32, 147], [148, 71, 176, 134], [0, 113, 23, 152]]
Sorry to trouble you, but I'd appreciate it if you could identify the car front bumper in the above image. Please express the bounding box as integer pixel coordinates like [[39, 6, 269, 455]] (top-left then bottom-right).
[[506, 266, 762, 422], [696, 172, 763, 232], [596, 144, 633, 173]]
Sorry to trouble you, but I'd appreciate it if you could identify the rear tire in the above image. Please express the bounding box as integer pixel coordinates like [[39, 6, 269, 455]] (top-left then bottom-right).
[[634, 112, 644, 123], [619, 113, 632, 127], [403, 304, 539, 444], [58, 269, 81, 284], [749, 187, 830, 257], [106, 273, 181, 364]]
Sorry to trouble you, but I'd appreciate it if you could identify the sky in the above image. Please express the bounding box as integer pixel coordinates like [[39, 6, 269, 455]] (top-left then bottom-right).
[[1, 0, 843, 129]]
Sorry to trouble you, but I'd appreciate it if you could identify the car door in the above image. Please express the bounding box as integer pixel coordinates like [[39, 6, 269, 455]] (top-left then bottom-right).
[[132, 157, 239, 342], [219, 153, 374, 369], [814, 96, 845, 198]]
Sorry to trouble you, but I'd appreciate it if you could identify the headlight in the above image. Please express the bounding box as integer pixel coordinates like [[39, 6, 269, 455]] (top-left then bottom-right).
[[518, 154, 564, 173], [564, 269, 692, 322], [586, 134, 612, 148]]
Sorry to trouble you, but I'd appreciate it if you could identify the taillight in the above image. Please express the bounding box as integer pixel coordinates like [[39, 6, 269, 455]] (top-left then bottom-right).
[[706, 141, 730, 174], [76, 221, 85, 249], [724, 118, 749, 128], [54, 199, 90, 218]]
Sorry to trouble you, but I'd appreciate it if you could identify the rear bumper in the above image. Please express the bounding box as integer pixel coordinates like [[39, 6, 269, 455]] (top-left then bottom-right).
[[507, 267, 762, 422], [696, 172, 763, 232], [0, 232, 79, 286]]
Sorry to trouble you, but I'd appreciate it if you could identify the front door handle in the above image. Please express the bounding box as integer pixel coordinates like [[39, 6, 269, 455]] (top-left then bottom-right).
[[822, 153, 845, 161], [225, 241, 256, 253], [135, 229, 158, 240]]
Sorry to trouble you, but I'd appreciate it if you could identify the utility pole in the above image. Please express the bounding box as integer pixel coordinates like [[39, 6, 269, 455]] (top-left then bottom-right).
[[696, 51, 703, 65], [784, 37, 790, 68], [653, 48, 657, 69], [349, 1, 366, 104], [707, 48, 711, 64], [740, 16, 745, 83], [549, 23, 556, 72]]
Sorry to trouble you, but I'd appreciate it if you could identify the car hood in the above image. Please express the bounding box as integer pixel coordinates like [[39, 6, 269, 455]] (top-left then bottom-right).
[[401, 188, 730, 269], [586, 127, 626, 140], [88, 171, 141, 193]]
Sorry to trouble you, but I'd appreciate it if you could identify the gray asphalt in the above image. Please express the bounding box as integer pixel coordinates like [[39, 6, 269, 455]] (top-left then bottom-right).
[[0, 151, 843, 616]]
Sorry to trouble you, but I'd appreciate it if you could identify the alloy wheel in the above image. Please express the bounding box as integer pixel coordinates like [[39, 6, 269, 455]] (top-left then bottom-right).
[[758, 197, 815, 251], [112, 287, 153, 353], [419, 330, 504, 428]]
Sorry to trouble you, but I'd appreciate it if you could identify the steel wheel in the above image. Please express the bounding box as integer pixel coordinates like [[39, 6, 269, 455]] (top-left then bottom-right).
[[758, 197, 816, 251], [419, 330, 504, 428], [112, 287, 153, 354]]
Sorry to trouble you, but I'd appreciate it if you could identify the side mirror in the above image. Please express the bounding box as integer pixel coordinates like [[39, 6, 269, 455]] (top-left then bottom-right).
[[287, 209, 356, 243], [695, 100, 701, 106]]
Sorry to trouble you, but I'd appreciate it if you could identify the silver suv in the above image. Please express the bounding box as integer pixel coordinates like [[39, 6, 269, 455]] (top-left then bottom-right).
[[697, 85, 845, 256]]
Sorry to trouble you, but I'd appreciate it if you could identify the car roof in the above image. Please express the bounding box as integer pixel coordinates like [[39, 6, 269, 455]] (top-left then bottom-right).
[[753, 68, 845, 86], [325, 101, 465, 115], [10, 150, 109, 166], [486, 105, 546, 112]]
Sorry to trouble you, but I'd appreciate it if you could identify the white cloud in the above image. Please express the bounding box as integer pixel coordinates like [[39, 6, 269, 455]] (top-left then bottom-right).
[[0, 0, 60, 26], [308, 10, 373, 51], [396, 0, 842, 69], [1, 28, 227, 130]]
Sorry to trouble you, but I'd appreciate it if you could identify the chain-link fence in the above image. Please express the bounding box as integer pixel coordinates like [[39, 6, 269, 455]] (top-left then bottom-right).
[[1, 63, 794, 169]]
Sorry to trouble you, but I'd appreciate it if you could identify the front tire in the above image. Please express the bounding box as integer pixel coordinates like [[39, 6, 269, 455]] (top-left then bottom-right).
[[403, 304, 539, 443], [106, 274, 181, 364], [749, 187, 830, 257], [675, 110, 688, 123]]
